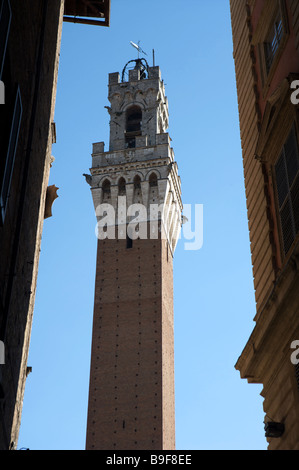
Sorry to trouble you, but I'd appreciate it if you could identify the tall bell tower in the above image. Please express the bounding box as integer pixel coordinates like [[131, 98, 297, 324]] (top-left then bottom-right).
[[85, 58, 182, 450]]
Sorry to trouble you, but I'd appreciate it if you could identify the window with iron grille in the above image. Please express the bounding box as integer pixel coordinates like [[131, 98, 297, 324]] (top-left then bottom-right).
[[274, 126, 299, 255]]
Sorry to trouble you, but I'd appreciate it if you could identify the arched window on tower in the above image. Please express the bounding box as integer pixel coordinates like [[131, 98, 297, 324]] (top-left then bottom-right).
[[134, 175, 141, 189], [149, 173, 158, 203], [149, 172, 158, 187], [125, 106, 142, 149], [102, 179, 111, 200], [133, 175, 142, 204], [118, 177, 126, 196]]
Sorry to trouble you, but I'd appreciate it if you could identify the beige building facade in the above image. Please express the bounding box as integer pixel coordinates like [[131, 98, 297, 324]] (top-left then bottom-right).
[[230, 0, 299, 449]]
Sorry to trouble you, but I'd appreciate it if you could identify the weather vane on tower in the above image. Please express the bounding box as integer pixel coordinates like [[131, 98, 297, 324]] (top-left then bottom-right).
[[130, 40, 148, 58], [130, 40, 155, 66], [121, 40, 154, 82]]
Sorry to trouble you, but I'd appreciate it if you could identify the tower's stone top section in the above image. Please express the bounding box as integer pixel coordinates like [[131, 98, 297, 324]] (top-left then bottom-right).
[[105, 63, 169, 152], [86, 64, 182, 254]]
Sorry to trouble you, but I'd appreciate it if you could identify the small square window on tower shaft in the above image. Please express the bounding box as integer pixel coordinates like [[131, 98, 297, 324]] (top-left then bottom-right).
[[295, 362, 299, 392], [126, 234, 133, 249]]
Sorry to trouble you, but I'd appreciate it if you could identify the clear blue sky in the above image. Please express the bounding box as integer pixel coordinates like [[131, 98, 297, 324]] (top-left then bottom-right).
[[18, 0, 267, 450]]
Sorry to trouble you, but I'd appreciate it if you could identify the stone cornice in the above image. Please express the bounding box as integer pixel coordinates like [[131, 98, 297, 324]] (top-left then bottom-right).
[[235, 241, 299, 383]]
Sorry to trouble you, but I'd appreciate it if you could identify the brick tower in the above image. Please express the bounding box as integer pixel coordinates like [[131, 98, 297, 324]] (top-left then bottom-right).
[[85, 59, 182, 450]]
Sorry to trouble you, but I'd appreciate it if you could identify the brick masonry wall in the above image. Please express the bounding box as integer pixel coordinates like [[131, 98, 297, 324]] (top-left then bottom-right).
[[86, 223, 175, 450]]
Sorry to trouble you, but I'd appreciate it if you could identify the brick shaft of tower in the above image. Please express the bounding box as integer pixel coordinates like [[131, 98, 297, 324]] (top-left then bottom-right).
[[85, 62, 182, 450]]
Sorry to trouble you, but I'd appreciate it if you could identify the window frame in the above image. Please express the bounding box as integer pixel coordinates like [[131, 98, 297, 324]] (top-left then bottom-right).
[[253, 74, 299, 268], [273, 124, 299, 257], [264, 13, 284, 74], [252, 0, 289, 96]]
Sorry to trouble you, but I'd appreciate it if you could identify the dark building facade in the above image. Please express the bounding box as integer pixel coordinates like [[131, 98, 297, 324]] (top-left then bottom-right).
[[0, 0, 110, 450], [230, 0, 299, 450]]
